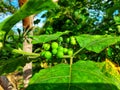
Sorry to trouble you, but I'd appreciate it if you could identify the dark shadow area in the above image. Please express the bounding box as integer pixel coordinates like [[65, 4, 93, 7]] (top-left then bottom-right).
[[26, 83, 119, 90], [0, 56, 29, 75]]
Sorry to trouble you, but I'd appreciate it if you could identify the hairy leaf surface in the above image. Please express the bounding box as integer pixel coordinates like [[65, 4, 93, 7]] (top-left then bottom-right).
[[75, 34, 120, 53], [26, 60, 120, 90]]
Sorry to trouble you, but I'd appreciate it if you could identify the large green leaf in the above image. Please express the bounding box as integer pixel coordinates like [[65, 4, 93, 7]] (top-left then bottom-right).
[[26, 60, 120, 90], [0, 49, 40, 75], [31, 31, 70, 44], [0, 56, 28, 75], [0, 0, 57, 37], [75, 34, 120, 53]]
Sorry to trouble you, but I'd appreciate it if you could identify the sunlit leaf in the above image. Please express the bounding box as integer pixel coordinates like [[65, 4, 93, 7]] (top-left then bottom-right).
[[26, 60, 120, 90], [75, 34, 120, 53]]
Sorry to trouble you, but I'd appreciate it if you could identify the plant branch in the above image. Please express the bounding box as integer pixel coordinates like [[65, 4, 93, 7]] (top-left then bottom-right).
[[68, 56, 73, 90], [66, 14, 78, 25], [73, 47, 84, 57]]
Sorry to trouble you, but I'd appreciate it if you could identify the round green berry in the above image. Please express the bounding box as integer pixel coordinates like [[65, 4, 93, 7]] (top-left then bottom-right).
[[70, 36, 75, 41], [51, 42, 58, 49], [58, 37, 63, 42], [57, 46, 64, 52], [68, 49, 73, 56], [63, 48, 68, 54], [42, 43, 50, 50], [66, 38, 70, 43], [52, 49, 57, 55], [56, 51, 64, 58], [44, 51, 52, 59], [70, 39, 77, 45]]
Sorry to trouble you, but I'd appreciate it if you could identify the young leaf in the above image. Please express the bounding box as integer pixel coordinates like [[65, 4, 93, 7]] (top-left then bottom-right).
[[31, 31, 70, 44]]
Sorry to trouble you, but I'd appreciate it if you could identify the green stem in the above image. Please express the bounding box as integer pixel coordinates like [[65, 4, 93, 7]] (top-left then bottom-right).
[[68, 47, 84, 89], [68, 56, 73, 90], [63, 55, 71, 58], [73, 47, 84, 57]]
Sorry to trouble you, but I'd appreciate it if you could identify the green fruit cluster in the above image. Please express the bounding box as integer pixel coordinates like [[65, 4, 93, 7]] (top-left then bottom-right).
[[40, 41, 74, 60]]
